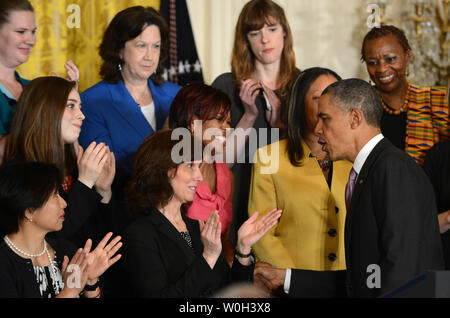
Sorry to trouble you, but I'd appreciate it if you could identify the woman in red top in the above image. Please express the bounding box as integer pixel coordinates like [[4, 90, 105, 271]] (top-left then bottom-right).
[[169, 83, 234, 263]]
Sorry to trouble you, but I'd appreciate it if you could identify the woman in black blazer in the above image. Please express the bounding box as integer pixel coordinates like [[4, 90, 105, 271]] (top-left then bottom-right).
[[121, 129, 281, 297]]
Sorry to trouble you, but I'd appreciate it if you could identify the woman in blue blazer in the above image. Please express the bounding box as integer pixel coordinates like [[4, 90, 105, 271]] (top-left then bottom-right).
[[79, 6, 181, 174]]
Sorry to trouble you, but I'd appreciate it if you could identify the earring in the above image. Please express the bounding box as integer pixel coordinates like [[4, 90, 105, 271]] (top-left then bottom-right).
[[118, 64, 122, 71]]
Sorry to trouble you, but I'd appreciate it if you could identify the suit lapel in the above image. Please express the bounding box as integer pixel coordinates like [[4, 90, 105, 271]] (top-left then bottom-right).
[[106, 81, 153, 138], [345, 138, 391, 252], [148, 208, 196, 264]]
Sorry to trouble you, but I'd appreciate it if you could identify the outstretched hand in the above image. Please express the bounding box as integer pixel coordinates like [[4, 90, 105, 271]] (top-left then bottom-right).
[[236, 209, 282, 255], [82, 232, 122, 282]]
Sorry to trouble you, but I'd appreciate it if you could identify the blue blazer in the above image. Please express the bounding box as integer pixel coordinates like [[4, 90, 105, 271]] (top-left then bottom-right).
[[79, 79, 181, 173]]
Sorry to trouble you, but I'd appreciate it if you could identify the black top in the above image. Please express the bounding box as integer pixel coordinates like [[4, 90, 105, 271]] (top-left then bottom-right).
[[211, 73, 284, 244], [423, 141, 450, 269], [0, 236, 76, 298], [380, 107, 407, 151], [120, 207, 254, 297]]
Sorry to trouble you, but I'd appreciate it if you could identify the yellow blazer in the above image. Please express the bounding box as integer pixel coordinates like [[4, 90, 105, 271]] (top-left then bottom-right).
[[248, 139, 351, 271]]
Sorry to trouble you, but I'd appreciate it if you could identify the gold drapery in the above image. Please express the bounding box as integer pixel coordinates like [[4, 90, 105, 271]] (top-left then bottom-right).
[[17, 0, 160, 92]]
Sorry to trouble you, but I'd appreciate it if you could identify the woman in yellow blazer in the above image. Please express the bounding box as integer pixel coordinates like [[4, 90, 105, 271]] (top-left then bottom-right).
[[249, 68, 352, 297]]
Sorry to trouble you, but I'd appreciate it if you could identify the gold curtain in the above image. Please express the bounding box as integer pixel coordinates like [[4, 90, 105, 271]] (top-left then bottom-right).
[[17, 0, 160, 92]]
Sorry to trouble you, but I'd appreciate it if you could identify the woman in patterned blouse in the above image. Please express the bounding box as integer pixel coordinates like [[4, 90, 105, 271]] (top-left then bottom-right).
[[361, 24, 449, 166]]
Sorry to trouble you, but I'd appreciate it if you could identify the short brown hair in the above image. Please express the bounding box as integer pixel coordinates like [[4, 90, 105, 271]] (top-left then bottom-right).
[[126, 129, 198, 215], [231, 0, 298, 98], [5, 77, 77, 175], [361, 25, 411, 62], [99, 6, 169, 85], [0, 0, 34, 28]]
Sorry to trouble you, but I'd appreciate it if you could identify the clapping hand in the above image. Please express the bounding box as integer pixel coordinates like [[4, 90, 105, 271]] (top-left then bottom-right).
[[77, 142, 109, 189], [236, 209, 282, 264], [82, 232, 122, 282], [58, 248, 90, 298], [260, 82, 284, 129], [94, 147, 116, 203], [239, 79, 261, 119], [200, 210, 222, 269]]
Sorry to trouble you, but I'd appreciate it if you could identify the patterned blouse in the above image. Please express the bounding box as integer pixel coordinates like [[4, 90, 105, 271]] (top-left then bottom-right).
[[404, 84, 449, 166]]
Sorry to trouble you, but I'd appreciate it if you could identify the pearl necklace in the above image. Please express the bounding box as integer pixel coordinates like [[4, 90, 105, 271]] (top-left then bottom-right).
[[3, 235, 62, 295], [3, 235, 46, 258]]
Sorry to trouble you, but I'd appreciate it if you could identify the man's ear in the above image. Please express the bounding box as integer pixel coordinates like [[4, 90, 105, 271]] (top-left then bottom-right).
[[350, 109, 364, 129]]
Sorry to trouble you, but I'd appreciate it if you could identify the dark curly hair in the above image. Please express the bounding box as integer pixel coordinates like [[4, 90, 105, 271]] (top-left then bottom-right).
[[126, 129, 199, 215], [99, 6, 169, 85], [361, 25, 411, 62]]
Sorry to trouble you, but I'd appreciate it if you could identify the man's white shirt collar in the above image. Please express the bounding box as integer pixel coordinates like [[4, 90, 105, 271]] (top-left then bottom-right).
[[353, 134, 384, 174]]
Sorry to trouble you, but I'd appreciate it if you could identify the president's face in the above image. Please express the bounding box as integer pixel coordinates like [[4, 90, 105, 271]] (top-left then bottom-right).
[[314, 93, 353, 162]]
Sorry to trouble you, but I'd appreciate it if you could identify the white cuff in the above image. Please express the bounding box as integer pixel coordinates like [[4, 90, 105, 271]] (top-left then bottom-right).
[[283, 268, 291, 294]]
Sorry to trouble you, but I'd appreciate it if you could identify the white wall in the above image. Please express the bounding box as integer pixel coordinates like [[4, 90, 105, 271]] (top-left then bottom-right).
[[186, 0, 374, 84]]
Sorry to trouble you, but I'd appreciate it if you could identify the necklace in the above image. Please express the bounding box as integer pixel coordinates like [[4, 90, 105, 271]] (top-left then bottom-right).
[[45, 246, 62, 294], [379, 81, 410, 115], [3, 235, 46, 258], [4, 235, 62, 294], [317, 158, 332, 171]]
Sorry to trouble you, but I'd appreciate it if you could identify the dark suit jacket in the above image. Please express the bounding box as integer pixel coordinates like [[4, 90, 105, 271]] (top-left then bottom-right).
[[121, 208, 253, 298], [79, 79, 181, 174], [345, 138, 444, 298]]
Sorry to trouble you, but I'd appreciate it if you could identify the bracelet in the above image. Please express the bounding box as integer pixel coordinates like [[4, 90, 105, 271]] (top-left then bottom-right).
[[235, 248, 252, 258], [82, 287, 102, 299], [83, 279, 100, 292]]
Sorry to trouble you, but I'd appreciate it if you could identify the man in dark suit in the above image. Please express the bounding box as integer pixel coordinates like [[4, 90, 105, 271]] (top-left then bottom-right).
[[313, 78, 444, 297]]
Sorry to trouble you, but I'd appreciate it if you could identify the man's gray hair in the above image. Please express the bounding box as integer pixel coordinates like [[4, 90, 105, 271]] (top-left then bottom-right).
[[321, 78, 383, 127]]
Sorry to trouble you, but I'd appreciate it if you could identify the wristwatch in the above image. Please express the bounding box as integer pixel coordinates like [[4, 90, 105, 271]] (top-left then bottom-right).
[[83, 279, 100, 291], [235, 247, 253, 258]]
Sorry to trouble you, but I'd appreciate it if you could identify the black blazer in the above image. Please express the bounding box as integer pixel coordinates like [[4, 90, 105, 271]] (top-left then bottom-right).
[[345, 138, 444, 297], [120, 208, 253, 298]]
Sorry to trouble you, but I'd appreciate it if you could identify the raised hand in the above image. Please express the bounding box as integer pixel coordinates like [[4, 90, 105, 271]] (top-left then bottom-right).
[[260, 82, 284, 129], [236, 209, 282, 257], [77, 142, 109, 189], [200, 210, 222, 269], [64, 60, 80, 89], [83, 232, 122, 282]]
